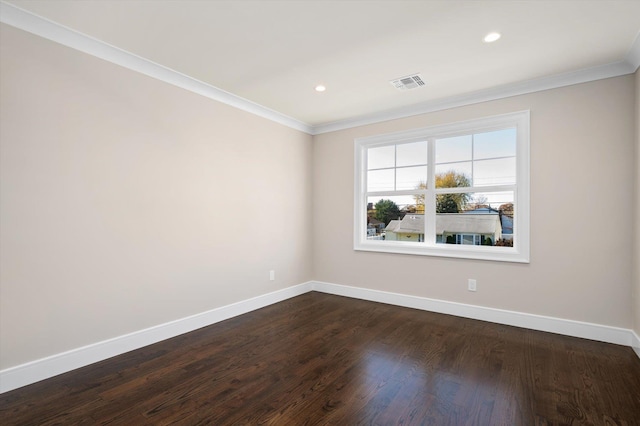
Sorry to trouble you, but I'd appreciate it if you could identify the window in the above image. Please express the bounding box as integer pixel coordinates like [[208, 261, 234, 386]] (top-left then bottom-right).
[[354, 111, 529, 263]]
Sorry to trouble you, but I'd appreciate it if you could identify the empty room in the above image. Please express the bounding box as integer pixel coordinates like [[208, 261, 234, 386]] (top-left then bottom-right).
[[1, 0, 640, 424]]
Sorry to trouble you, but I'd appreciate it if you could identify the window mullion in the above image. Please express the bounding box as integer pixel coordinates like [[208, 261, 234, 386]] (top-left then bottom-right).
[[425, 138, 436, 244], [434, 184, 516, 194], [394, 145, 398, 191], [357, 144, 368, 243]]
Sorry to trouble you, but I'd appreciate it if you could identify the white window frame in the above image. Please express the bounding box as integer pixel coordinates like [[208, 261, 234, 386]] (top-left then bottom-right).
[[354, 111, 530, 263]]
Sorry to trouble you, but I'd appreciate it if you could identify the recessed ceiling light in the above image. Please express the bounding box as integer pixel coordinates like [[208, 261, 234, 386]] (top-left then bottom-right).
[[483, 32, 501, 43], [315, 85, 326, 92]]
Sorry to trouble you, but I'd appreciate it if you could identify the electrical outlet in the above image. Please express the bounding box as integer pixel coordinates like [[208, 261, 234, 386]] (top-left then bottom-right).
[[269, 270, 275, 281], [468, 279, 477, 292]]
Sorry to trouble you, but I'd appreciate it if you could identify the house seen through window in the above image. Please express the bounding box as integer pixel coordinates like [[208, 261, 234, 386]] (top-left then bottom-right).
[[355, 111, 529, 262]]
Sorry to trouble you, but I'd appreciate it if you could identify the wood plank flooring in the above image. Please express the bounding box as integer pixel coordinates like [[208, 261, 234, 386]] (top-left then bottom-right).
[[1, 292, 639, 425]]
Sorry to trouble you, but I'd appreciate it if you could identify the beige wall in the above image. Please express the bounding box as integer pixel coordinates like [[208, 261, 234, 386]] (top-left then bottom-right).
[[635, 69, 640, 339], [313, 75, 636, 328], [0, 24, 313, 369], [1, 20, 638, 373]]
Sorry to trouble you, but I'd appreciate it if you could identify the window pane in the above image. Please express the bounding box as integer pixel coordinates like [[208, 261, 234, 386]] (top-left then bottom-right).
[[366, 196, 428, 243], [367, 169, 394, 192], [436, 135, 471, 164], [473, 157, 516, 186], [435, 191, 514, 246], [462, 235, 474, 245], [396, 166, 427, 190], [397, 141, 427, 167], [368, 146, 395, 170], [435, 163, 472, 187], [355, 111, 528, 262], [386, 213, 427, 243], [474, 128, 516, 160]]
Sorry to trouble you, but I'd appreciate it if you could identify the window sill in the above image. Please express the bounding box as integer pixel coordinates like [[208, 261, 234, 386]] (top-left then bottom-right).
[[354, 240, 529, 263]]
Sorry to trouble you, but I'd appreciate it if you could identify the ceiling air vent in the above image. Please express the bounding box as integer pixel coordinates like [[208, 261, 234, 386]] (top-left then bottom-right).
[[390, 74, 425, 91]]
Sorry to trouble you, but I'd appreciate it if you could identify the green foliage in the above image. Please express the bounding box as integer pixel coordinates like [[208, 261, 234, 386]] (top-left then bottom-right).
[[374, 199, 401, 225], [483, 237, 493, 246], [436, 194, 460, 213], [414, 172, 471, 213], [436, 171, 471, 213]]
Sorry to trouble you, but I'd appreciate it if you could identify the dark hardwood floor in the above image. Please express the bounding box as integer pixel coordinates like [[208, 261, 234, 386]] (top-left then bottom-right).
[[1, 292, 639, 425]]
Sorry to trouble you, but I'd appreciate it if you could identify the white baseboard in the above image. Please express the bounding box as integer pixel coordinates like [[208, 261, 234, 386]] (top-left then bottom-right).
[[632, 331, 640, 359], [2, 279, 638, 394], [310, 281, 637, 348], [0, 282, 313, 394]]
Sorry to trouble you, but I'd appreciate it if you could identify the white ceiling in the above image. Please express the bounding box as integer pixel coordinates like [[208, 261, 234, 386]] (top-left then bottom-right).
[[3, 0, 640, 132]]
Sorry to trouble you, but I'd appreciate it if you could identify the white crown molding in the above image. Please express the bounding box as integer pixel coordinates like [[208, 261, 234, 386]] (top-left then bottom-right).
[[1, 1, 637, 137], [0, 282, 313, 394], [312, 60, 637, 135], [0, 1, 314, 135], [626, 30, 640, 71], [311, 281, 637, 348]]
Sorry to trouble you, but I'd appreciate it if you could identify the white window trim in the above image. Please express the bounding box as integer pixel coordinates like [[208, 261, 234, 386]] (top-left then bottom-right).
[[354, 110, 530, 263]]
